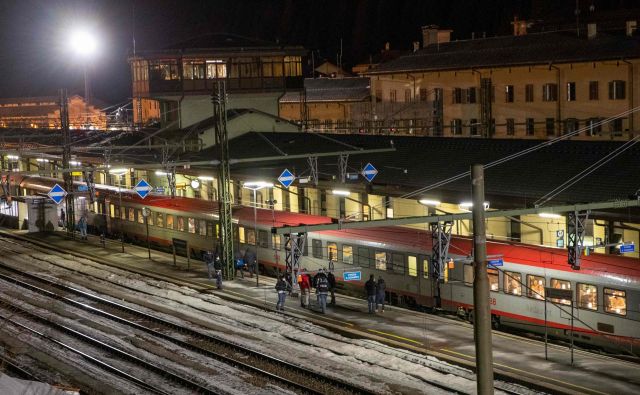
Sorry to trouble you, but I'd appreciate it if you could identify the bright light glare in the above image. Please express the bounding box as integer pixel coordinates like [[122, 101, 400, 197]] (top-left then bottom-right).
[[108, 168, 127, 176], [459, 201, 490, 210], [70, 29, 98, 56], [332, 189, 351, 196], [418, 199, 441, 206], [198, 176, 214, 181], [6, 155, 19, 160], [69, 160, 81, 166], [539, 212, 562, 219], [36, 158, 49, 163], [243, 181, 274, 190], [190, 179, 200, 189], [155, 170, 168, 176]]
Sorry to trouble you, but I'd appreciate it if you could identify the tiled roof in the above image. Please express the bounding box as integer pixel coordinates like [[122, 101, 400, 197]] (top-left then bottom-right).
[[368, 31, 640, 74], [280, 77, 371, 103]]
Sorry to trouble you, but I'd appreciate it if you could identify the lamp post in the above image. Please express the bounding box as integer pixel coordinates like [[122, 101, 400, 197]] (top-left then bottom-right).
[[70, 28, 98, 126], [243, 181, 274, 287]]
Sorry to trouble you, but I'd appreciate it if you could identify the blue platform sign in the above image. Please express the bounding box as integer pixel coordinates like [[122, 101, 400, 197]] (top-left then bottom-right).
[[278, 168, 295, 188], [77, 185, 88, 192], [155, 186, 165, 193], [134, 179, 153, 199], [47, 184, 67, 205], [343, 271, 362, 281], [488, 258, 504, 267], [620, 244, 635, 253], [362, 163, 378, 182]]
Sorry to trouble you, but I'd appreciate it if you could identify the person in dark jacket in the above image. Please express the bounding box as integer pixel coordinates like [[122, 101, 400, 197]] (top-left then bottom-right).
[[327, 270, 336, 306], [244, 247, 256, 278], [314, 269, 329, 314], [204, 251, 215, 280], [275, 275, 288, 311], [376, 277, 386, 313], [364, 275, 377, 314]]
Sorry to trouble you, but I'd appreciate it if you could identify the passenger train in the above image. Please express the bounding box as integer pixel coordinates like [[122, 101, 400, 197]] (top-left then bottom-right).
[[10, 175, 640, 356]]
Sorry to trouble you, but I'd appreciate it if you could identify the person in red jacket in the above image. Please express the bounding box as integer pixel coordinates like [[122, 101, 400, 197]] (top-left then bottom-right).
[[298, 268, 311, 308]]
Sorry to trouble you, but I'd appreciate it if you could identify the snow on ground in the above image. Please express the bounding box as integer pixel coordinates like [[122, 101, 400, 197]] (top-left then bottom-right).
[[0, 373, 69, 395], [0, 239, 543, 394]]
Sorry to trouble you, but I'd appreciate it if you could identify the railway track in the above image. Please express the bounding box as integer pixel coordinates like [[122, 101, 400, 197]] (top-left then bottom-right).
[[0, 261, 388, 395]]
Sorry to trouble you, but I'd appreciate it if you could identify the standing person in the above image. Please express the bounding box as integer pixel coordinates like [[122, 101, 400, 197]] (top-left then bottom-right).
[[59, 208, 66, 229], [298, 268, 311, 308], [315, 269, 329, 314], [204, 251, 215, 281], [376, 276, 386, 313], [78, 214, 88, 240], [214, 254, 223, 289], [244, 247, 256, 278], [327, 270, 336, 306], [275, 274, 288, 311], [234, 251, 245, 279], [365, 275, 377, 314]]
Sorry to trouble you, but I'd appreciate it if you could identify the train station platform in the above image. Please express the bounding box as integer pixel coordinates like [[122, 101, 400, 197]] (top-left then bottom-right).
[[5, 229, 640, 395]]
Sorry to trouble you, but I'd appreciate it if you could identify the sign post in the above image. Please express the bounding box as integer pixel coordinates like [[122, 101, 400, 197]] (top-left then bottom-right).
[[134, 179, 153, 199], [361, 163, 378, 183], [47, 184, 67, 205], [278, 169, 295, 188]]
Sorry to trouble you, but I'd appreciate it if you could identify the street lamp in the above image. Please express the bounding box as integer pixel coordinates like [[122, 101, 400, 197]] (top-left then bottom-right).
[[243, 181, 274, 287], [70, 28, 98, 119]]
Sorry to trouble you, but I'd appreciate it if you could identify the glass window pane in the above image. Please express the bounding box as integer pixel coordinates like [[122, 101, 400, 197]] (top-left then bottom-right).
[[342, 245, 353, 264], [504, 271, 522, 295], [463, 264, 474, 286], [550, 278, 571, 305], [258, 230, 268, 248], [246, 228, 256, 245], [199, 220, 207, 236], [177, 217, 185, 232], [488, 268, 499, 291], [327, 242, 338, 261], [392, 253, 404, 273], [239, 227, 245, 243], [357, 247, 370, 267], [129, 208, 135, 222], [166, 214, 173, 229], [138, 210, 145, 224], [408, 255, 417, 276], [577, 283, 597, 310], [156, 213, 164, 228], [604, 288, 626, 315], [423, 258, 429, 279], [271, 234, 281, 250], [188, 218, 196, 233], [527, 275, 545, 299], [375, 251, 387, 270], [109, 204, 115, 218], [312, 239, 323, 258]]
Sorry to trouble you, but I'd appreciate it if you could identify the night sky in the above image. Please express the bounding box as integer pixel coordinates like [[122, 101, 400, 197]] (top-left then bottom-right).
[[0, 0, 636, 104]]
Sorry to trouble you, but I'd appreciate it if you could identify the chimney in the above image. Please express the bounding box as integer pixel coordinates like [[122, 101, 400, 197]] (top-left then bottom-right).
[[587, 23, 597, 39], [627, 20, 637, 37], [511, 17, 528, 36], [421, 25, 452, 47]]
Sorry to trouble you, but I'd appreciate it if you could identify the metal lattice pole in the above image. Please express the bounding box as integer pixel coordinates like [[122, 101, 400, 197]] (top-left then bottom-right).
[[567, 210, 589, 270], [59, 89, 75, 238], [430, 220, 452, 308], [212, 81, 234, 280]]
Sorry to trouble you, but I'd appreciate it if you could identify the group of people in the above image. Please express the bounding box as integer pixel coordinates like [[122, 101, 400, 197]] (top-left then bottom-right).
[[275, 267, 336, 313], [364, 274, 386, 314], [59, 208, 88, 240]]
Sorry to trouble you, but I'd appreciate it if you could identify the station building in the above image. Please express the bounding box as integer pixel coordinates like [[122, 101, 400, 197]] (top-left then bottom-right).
[[0, 95, 107, 130]]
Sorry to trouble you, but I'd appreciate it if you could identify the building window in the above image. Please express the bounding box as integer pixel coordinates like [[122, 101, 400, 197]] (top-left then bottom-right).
[[149, 61, 179, 80], [451, 119, 462, 135], [604, 288, 626, 315], [542, 83, 558, 101], [610, 118, 624, 136], [527, 274, 545, 299], [469, 118, 479, 136], [404, 89, 412, 102], [389, 90, 397, 103], [375, 89, 382, 102], [375, 251, 387, 270], [453, 88, 463, 104], [407, 255, 417, 276], [525, 84, 534, 102], [566, 82, 576, 101], [549, 278, 571, 305], [504, 271, 522, 295], [206, 60, 227, 79], [506, 118, 515, 135], [342, 245, 353, 264], [563, 118, 578, 135], [463, 87, 475, 104], [526, 118, 535, 135], [505, 85, 514, 103], [545, 118, 555, 136], [608, 80, 626, 100], [577, 283, 597, 310], [589, 81, 599, 100], [419, 88, 428, 102], [283, 56, 302, 76], [488, 268, 499, 291], [587, 118, 602, 136]]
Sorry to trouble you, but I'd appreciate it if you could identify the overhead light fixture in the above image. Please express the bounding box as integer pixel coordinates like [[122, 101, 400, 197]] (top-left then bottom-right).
[[418, 199, 441, 207], [36, 158, 49, 163], [190, 179, 200, 189], [539, 212, 562, 219], [459, 201, 490, 210], [108, 168, 127, 176], [243, 181, 274, 190], [69, 160, 81, 166], [198, 176, 214, 181], [6, 155, 19, 160], [155, 170, 168, 176], [332, 189, 351, 196]]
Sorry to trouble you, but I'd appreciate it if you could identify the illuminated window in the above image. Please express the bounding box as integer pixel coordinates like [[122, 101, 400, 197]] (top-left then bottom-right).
[[550, 278, 571, 305], [137, 210, 145, 224], [504, 271, 522, 295], [177, 217, 185, 232], [156, 213, 164, 228], [271, 234, 281, 250], [148, 212, 155, 226], [423, 258, 429, 279], [342, 245, 353, 264], [407, 255, 417, 277], [246, 228, 256, 245], [505, 85, 514, 103], [166, 215, 174, 229], [488, 268, 499, 291], [206, 60, 227, 79], [199, 220, 206, 236], [239, 227, 245, 243], [129, 208, 135, 222], [577, 283, 597, 310], [327, 242, 338, 261], [464, 264, 473, 286], [566, 82, 576, 101], [284, 56, 302, 76], [109, 203, 115, 218], [527, 275, 545, 299], [604, 288, 626, 315], [375, 251, 387, 270], [188, 218, 196, 233]]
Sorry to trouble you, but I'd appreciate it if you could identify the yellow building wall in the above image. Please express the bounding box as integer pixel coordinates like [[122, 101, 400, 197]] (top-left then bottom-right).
[[304, 188, 320, 215], [325, 193, 339, 218], [520, 214, 566, 247], [621, 228, 640, 258], [344, 196, 362, 219], [289, 186, 300, 213], [367, 194, 386, 220]]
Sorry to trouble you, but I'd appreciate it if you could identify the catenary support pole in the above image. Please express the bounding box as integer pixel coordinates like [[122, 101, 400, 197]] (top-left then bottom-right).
[[471, 164, 494, 394]]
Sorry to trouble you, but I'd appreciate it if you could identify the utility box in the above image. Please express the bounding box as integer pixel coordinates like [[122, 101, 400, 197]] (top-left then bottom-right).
[[25, 196, 58, 233]]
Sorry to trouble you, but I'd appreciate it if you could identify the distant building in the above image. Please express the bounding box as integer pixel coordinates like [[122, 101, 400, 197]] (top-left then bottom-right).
[[129, 33, 306, 129], [0, 95, 107, 130]]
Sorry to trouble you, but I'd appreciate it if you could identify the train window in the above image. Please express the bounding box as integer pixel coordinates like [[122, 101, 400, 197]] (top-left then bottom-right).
[[392, 253, 404, 273], [527, 275, 545, 300], [550, 279, 571, 305], [246, 229, 256, 245], [463, 264, 473, 286], [342, 245, 353, 264], [604, 288, 626, 315], [188, 218, 196, 233], [423, 257, 429, 279], [166, 214, 174, 230], [407, 255, 417, 276], [327, 242, 338, 262], [375, 251, 387, 271], [199, 220, 206, 236], [129, 208, 135, 222], [137, 210, 145, 224], [148, 212, 155, 226], [357, 247, 370, 267], [239, 227, 246, 243], [504, 271, 522, 295], [312, 239, 323, 258], [109, 204, 115, 218], [488, 268, 499, 291], [120, 207, 126, 220], [207, 221, 215, 237], [271, 234, 281, 250], [577, 283, 597, 310], [156, 213, 164, 228], [177, 217, 185, 232], [258, 230, 268, 248]]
